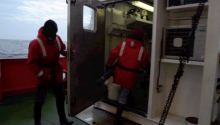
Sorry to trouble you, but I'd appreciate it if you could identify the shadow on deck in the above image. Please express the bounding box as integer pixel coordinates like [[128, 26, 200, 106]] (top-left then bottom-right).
[[0, 92, 87, 125], [0, 92, 140, 125]]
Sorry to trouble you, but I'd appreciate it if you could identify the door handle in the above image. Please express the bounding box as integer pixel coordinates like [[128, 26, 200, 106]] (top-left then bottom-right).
[[66, 0, 76, 5]]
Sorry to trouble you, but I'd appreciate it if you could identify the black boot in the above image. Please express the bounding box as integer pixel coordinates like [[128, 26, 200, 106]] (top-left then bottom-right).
[[34, 102, 43, 124], [54, 89, 73, 125], [35, 121, 42, 125], [114, 103, 125, 125], [60, 118, 74, 125]]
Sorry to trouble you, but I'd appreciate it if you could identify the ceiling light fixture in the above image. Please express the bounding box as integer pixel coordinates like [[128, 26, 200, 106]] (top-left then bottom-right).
[[131, 1, 154, 12]]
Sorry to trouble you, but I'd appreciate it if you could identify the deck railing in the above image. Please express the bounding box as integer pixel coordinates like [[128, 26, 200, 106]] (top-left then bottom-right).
[[0, 57, 67, 101]]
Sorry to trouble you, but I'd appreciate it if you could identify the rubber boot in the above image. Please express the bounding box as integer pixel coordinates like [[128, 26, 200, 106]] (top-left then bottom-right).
[[56, 99, 74, 125], [35, 121, 42, 125], [114, 103, 125, 125], [60, 119, 74, 125], [56, 103, 74, 125], [34, 102, 43, 124]]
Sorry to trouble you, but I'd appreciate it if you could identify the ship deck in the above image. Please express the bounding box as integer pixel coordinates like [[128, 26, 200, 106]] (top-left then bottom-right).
[[0, 91, 140, 125]]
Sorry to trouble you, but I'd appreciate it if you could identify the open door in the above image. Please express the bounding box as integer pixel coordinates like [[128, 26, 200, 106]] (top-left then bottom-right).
[[67, 0, 106, 116]]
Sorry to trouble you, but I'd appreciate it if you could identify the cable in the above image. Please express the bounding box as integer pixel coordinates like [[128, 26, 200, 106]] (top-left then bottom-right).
[[156, 33, 164, 93]]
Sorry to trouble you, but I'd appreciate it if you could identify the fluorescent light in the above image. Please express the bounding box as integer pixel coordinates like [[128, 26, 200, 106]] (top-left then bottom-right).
[[131, 1, 154, 12]]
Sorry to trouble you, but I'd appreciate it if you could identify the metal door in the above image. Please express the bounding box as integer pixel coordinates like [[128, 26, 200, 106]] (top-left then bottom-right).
[[67, 0, 106, 116]]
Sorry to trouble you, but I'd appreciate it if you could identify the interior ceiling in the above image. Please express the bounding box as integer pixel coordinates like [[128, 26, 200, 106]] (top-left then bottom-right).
[[97, 0, 154, 6]]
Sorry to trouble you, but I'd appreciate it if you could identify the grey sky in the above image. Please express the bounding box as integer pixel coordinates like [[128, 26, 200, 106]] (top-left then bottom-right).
[[0, 0, 67, 41]]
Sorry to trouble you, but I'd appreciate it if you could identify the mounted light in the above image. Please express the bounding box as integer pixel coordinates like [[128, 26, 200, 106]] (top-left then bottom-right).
[[131, 1, 154, 12]]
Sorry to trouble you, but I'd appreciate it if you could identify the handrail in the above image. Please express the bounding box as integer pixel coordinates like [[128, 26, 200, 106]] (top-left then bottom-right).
[[0, 58, 67, 101]]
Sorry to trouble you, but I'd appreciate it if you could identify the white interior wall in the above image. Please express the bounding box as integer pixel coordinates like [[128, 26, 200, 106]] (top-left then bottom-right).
[[112, 3, 126, 26], [163, 64, 203, 117], [150, 0, 209, 120], [160, 9, 208, 118], [105, 3, 126, 63], [164, 10, 207, 118], [148, 0, 167, 118], [198, 0, 220, 124], [168, 10, 208, 26], [155, 63, 167, 116]]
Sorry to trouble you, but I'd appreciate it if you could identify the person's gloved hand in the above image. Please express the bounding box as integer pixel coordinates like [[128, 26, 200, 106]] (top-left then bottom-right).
[[62, 50, 67, 57], [140, 69, 146, 74], [41, 73, 51, 81]]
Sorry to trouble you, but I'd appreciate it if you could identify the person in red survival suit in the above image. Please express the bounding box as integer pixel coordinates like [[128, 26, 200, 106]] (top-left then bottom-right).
[[27, 20, 73, 125], [106, 30, 149, 125]]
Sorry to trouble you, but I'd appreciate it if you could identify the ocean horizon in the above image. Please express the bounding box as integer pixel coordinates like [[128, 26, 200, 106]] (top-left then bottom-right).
[[0, 39, 67, 59]]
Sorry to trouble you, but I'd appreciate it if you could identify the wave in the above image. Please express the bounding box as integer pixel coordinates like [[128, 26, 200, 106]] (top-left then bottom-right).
[[0, 39, 67, 59]]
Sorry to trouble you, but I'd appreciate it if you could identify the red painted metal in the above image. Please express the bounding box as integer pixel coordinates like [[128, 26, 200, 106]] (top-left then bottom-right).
[[0, 62, 2, 101], [0, 57, 67, 101]]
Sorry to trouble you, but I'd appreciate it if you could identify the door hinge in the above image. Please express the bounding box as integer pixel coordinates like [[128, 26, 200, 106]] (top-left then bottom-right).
[[66, 0, 76, 5]]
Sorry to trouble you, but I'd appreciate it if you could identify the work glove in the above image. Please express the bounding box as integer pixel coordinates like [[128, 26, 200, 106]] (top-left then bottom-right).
[[41, 73, 51, 81], [62, 50, 67, 57]]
